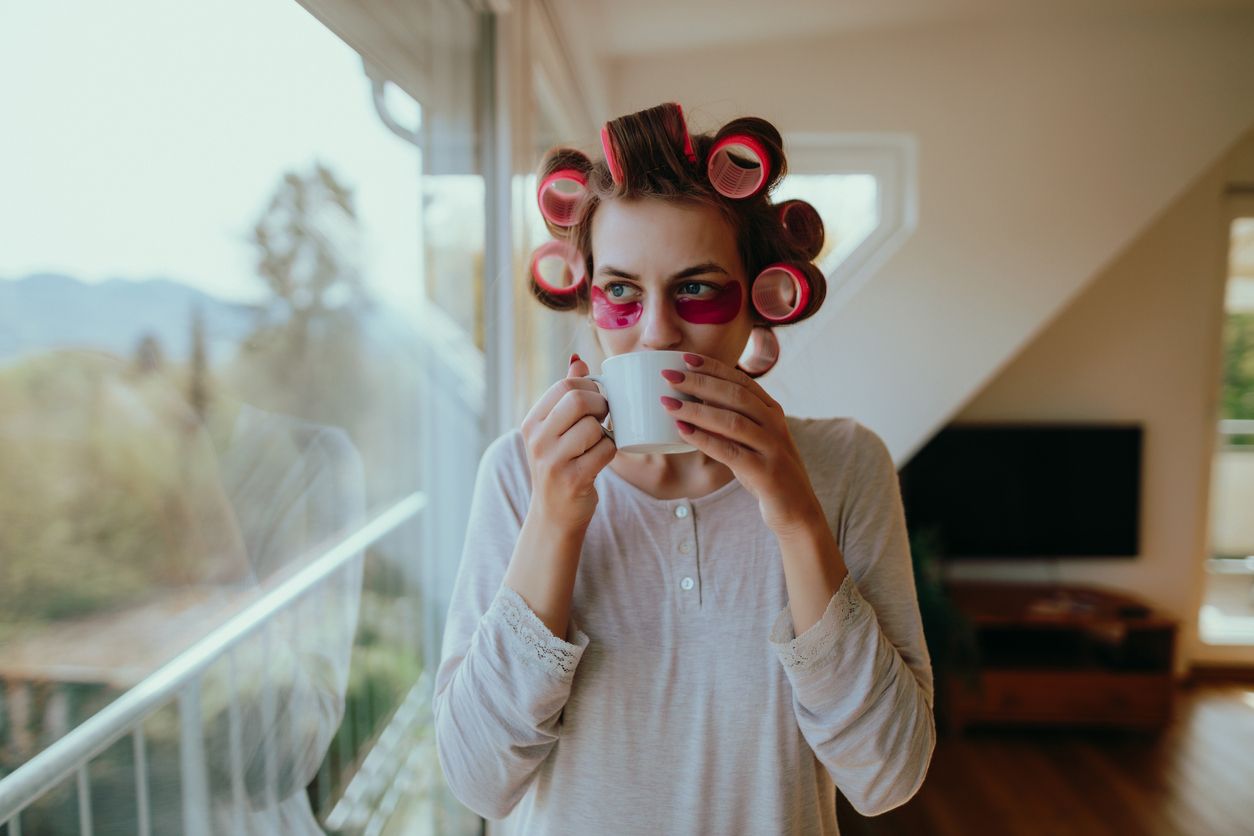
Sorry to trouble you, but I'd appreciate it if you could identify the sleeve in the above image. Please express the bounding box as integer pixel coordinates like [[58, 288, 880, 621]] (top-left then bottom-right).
[[202, 422, 366, 821], [766, 421, 936, 817], [432, 431, 592, 820]]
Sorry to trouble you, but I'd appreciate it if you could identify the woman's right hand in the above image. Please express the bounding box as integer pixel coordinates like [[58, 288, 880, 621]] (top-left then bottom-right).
[[520, 353, 617, 533]]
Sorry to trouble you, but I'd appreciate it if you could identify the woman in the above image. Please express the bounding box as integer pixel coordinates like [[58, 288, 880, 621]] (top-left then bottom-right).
[[433, 103, 935, 835]]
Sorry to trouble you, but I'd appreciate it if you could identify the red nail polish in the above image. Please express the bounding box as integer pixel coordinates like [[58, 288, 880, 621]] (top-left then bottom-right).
[[660, 396, 682, 410], [570, 353, 581, 365], [683, 353, 704, 367], [660, 369, 685, 383], [676, 420, 695, 434]]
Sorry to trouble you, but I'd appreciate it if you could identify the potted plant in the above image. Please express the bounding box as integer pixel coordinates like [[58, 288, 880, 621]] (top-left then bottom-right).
[[908, 525, 981, 734]]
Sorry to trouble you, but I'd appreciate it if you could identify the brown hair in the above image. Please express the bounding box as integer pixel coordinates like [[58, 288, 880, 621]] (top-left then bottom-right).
[[529, 103, 826, 326]]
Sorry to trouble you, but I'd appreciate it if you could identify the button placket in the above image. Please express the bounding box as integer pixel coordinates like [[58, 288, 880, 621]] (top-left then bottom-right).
[[672, 502, 700, 607]]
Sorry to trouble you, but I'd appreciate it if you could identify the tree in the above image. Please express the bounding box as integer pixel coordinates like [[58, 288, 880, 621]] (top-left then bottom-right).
[[1221, 312, 1254, 422], [233, 163, 373, 429]]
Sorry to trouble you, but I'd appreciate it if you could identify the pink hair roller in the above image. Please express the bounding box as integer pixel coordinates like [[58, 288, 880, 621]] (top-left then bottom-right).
[[737, 326, 780, 378], [672, 102, 698, 164], [707, 134, 770, 199], [537, 168, 588, 227], [777, 199, 824, 259], [751, 263, 811, 323], [530, 239, 586, 296], [601, 125, 624, 186]]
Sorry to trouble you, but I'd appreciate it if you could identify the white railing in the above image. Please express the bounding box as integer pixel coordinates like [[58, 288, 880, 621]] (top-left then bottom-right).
[[1212, 421, 1254, 562], [0, 492, 428, 834], [1219, 419, 1254, 439], [323, 673, 434, 836]]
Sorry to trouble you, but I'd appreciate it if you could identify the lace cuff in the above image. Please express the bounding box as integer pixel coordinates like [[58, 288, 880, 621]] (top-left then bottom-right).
[[486, 585, 589, 681], [768, 573, 864, 672]]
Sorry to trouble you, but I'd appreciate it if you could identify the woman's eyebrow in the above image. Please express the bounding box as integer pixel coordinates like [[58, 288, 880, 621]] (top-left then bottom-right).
[[595, 261, 729, 280]]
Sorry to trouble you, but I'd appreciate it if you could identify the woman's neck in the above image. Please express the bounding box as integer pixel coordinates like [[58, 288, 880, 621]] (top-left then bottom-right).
[[610, 448, 735, 499]]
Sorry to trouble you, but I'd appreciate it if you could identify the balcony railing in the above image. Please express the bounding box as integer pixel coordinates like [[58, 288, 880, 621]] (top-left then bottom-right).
[[0, 492, 427, 835], [1219, 418, 1254, 444], [1209, 419, 1254, 582]]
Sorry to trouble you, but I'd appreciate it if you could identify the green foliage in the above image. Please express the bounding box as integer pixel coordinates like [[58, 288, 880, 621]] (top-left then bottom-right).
[[1222, 312, 1254, 444], [908, 525, 980, 688], [0, 162, 380, 626], [0, 352, 243, 624]]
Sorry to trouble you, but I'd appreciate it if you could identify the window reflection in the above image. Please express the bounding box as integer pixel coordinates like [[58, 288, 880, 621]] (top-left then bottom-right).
[[0, 0, 483, 832]]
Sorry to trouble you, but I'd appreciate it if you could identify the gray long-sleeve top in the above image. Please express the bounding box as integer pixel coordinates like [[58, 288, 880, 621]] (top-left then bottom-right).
[[434, 416, 935, 835]]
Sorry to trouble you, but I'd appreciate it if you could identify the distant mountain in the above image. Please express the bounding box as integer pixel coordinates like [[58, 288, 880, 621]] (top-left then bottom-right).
[[0, 274, 259, 365]]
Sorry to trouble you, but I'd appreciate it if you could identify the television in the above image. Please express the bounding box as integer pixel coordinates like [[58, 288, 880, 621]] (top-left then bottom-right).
[[898, 422, 1143, 559]]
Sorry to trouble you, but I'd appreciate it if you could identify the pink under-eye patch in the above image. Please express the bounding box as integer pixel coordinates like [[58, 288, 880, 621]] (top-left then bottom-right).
[[591, 285, 642, 329], [675, 281, 743, 324]]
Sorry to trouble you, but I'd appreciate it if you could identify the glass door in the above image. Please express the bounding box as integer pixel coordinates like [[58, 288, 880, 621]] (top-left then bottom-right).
[[1200, 210, 1254, 647]]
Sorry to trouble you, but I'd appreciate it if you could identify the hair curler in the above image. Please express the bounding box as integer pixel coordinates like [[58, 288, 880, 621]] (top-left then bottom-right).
[[750, 263, 813, 324], [530, 239, 586, 296], [671, 102, 698, 164], [737, 326, 780, 378], [601, 125, 625, 186], [777, 199, 824, 260], [537, 168, 589, 227], [707, 134, 770, 199]]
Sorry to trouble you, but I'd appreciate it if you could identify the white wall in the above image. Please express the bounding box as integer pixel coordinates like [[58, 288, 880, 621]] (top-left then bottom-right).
[[945, 132, 1253, 674], [609, 9, 1254, 468]]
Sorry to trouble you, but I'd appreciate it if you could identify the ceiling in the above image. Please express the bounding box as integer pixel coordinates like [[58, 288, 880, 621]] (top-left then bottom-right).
[[572, 0, 1254, 57]]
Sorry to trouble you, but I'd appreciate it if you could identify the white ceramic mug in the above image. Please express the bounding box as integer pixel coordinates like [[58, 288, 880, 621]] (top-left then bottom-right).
[[588, 350, 700, 454]]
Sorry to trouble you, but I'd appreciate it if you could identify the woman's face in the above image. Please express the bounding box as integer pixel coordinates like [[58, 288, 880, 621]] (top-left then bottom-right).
[[587, 198, 753, 365]]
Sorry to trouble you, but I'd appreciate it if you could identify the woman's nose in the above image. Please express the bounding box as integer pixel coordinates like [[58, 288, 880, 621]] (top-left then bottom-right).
[[640, 297, 683, 350]]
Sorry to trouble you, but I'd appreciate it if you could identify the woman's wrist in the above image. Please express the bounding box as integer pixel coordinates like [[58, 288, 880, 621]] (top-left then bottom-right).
[[771, 500, 850, 635], [765, 495, 828, 542], [526, 504, 592, 547], [503, 509, 588, 640]]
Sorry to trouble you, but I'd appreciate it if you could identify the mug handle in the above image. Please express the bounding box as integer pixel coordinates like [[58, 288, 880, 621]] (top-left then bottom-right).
[[585, 375, 615, 443]]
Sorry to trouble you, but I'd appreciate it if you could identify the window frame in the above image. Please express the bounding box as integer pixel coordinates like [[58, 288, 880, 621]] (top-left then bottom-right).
[[782, 132, 918, 326]]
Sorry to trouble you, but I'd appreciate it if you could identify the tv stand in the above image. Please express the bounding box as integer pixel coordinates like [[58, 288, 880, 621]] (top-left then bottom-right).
[[942, 581, 1177, 733]]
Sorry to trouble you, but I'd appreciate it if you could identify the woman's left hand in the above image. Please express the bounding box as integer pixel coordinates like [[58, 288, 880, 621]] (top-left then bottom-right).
[[660, 352, 824, 535]]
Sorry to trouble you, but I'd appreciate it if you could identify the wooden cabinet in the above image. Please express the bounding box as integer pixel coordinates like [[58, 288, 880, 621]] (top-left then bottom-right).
[[942, 581, 1177, 733]]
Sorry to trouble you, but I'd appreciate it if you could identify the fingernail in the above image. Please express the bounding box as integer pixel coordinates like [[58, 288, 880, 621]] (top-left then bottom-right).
[[676, 420, 695, 434], [659, 396, 682, 411], [683, 353, 703, 367], [570, 353, 580, 366], [660, 369, 685, 383]]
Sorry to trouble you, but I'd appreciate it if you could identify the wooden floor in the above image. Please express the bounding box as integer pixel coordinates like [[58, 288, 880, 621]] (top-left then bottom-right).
[[836, 679, 1254, 836]]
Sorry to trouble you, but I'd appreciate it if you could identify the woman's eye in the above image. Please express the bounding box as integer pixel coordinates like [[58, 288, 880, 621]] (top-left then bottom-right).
[[678, 281, 717, 297], [606, 283, 637, 300]]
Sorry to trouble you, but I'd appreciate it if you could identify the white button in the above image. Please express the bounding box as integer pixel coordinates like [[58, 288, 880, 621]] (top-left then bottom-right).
[[680, 576, 695, 591], [678, 541, 691, 554], [675, 505, 689, 518]]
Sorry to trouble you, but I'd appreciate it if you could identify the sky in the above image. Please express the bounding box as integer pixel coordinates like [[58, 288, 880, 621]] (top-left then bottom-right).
[[0, 0, 424, 307]]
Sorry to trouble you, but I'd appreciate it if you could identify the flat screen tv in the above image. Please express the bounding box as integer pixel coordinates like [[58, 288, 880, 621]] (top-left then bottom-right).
[[898, 423, 1143, 559]]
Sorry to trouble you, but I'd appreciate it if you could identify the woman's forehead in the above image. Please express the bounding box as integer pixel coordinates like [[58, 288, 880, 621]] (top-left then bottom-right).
[[590, 198, 739, 272]]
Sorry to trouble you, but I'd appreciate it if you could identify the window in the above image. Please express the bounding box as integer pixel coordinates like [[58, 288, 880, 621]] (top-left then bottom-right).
[[0, 1, 486, 832], [779, 133, 917, 335], [507, 6, 591, 420], [1201, 213, 1254, 646]]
